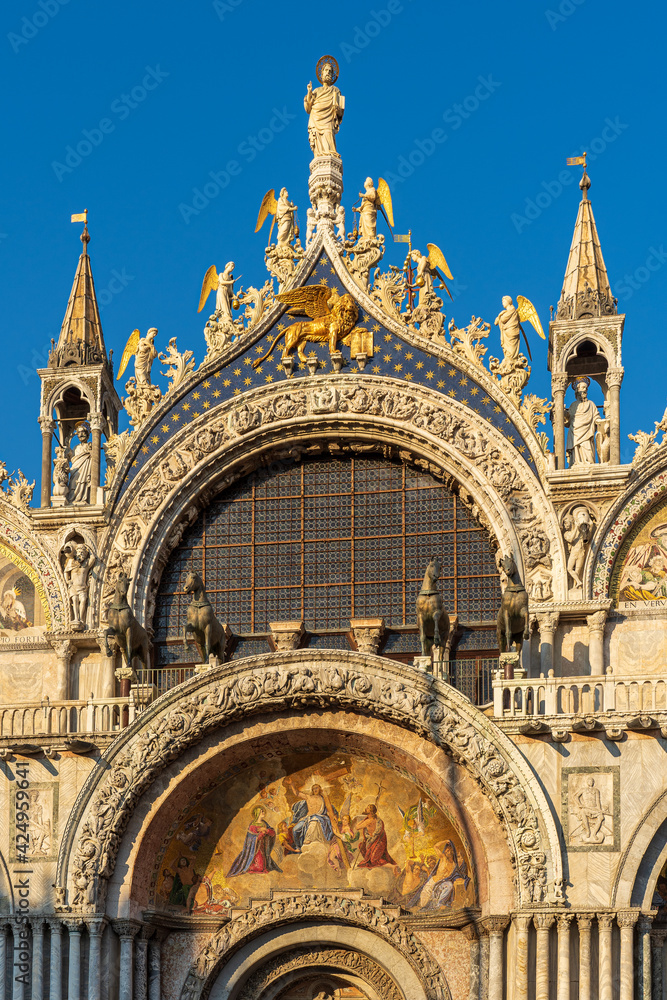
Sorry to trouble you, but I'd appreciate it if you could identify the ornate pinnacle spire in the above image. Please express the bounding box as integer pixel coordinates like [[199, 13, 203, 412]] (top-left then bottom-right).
[[49, 212, 109, 369], [556, 162, 617, 321]]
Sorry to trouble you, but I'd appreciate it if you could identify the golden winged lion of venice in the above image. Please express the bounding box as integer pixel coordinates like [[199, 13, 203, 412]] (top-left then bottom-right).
[[252, 284, 367, 367]]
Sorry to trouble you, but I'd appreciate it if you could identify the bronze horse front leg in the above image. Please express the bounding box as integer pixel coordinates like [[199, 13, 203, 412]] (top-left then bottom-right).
[[104, 626, 117, 658]]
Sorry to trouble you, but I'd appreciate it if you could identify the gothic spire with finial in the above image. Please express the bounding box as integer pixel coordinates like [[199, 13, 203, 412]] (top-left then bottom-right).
[[556, 155, 617, 321], [49, 210, 109, 368]]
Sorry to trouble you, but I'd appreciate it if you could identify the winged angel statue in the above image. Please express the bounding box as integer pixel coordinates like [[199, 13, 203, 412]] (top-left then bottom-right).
[[255, 188, 298, 246], [352, 177, 394, 240], [253, 284, 370, 367], [116, 328, 162, 427]]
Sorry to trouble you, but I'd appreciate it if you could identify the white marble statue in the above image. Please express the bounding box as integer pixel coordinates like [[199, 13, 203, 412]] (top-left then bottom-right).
[[306, 207, 317, 245], [134, 327, 158, 386], [275, 189, 297, 246], [63, 542, 95, 627], [215, 262, 236, 322], [67, 424, 92, 504], [304, 57, 344, 156], [352, 178, 377, 239], [335, 203, 345, 240], [494, 296, 522, 363], [565, 378, 599, 465]]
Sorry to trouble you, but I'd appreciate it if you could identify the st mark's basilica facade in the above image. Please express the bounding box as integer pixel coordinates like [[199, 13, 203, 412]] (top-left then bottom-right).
[[1, 56, 667, 1000]]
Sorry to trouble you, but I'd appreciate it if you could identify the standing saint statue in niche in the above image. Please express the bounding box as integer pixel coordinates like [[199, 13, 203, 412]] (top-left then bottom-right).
[[565, 377, 599, 465], [304, 56, 345, 157], [67, 423, 92, 503]]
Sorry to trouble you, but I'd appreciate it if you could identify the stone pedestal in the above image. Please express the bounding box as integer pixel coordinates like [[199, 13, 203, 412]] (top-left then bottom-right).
[[309, 154, 343, 220], [499, 651, 520, 680]]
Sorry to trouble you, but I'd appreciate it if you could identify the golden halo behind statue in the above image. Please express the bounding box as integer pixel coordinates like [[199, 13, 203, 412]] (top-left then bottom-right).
[[316, 55, 339, 84]]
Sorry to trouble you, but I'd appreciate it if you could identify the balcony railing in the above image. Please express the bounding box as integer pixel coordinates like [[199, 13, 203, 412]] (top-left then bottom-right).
[[493, 673, 667, 718], [0, 697, 133, 739]]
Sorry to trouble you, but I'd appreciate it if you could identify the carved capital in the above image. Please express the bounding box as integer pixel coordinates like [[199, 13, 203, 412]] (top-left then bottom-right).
[[552, 373, 570, 394], [112, 919, 142, 940], [114, 666, 133, 681], [49, 638, 75, 664], [537, 612, 559, 635], [481, 916, 510, 934], [533, 913, 556, 930], [651, 927, 667, 946], [46, 918, 63, 934], [461, 922, 479, 941], [556, 913, 573, 932], [597, 912, 615, 930], [606, 368, 624, 391], [587, 609, 608, 637], [268, 621, 305, 652], [512, 913, 533, 931], [576, 914, 593, 932], [350, 617, 385, 655], [89, 412, 105, 432], [637, 913, 654, 934], [63, 918, 84, 934], [39, 416, 55, 434], [616, 910, 639, 928], [85, 916, 108, 937]]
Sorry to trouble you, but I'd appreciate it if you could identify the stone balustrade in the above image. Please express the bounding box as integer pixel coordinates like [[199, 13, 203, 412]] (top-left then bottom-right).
[[493, 672, 667, 719], [0, 696, 133, 738]]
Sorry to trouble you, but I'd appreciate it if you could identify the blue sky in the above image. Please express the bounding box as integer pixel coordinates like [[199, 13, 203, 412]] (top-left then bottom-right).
[[1, 0, 665, 486]]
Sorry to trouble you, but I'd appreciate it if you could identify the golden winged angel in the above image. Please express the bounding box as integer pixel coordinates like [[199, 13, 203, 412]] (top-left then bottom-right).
[[410, 244, 454, 303], [116, 328, 158, 384], [352, 177, 394, 240], [197, 262, 236, 320], [255, 188, 297, 246], [253, 284, 368, 367], [494, 295, 545, 362]]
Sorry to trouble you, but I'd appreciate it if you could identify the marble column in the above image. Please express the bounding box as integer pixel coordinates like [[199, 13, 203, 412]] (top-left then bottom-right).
[[31, 920, 44, 1000], [47, 920, 62, 1000], [48, 640, 74, 704], [598, 913, 614, 1000], [534, 913, 555, 1000], [86, 918, 107, 1000], [0, 923, 7, 1000], [639, 914, 654, 1000], [606, 367, 624, 466], [147, 931, 166, 1000], [482, 916, 509, 1000], [587, 610, 607, 677], [513, 914, 532, 1000], [96, 637, 116, 700], [463, 924, 480, 1000], [618, 911, 639, 1000], [577, 915, 593, 1000], [89, 412, 104, 501], [112, 921, 141, 1000], [537, 613, 559, 679], [556, 913, 572, 1000], [552, 374, 569, 469], [64, 920, 82, 1000], [135, 926, 155, 1000], [651, 929, 667, 1000], [11, 922, 24, 1000], [39, 416, 54, 508], [479, 925, 490, 1000]]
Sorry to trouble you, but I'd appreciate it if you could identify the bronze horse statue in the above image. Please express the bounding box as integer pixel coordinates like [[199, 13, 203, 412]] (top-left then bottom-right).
[[496, 554, 530, 657], [416, 557, 450, 662], [183, 571, 226, 663], [104, 572, 151, 670]]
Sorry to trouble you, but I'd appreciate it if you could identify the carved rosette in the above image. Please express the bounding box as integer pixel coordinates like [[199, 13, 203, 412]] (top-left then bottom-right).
[[61, 652, 562, 915]]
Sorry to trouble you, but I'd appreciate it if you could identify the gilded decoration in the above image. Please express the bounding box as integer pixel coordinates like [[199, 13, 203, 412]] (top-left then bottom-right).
[[611, 496, 667, 604], [60, 652, 563, 910], [150, 750, 474, 915]]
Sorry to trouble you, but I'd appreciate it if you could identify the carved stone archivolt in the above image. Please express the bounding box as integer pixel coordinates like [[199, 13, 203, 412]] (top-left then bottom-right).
[[0, 500, 67, 630], [234, 945, 402, 1000], [57, 651, 562, 913], [93, 374, 564, 624], [179, 896, 444, 1000]]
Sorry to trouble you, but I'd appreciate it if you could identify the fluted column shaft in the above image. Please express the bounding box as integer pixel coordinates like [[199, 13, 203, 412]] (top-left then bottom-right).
[[31, 921, 44, 1000], [535, 914, 555, 1000], [514, 914, 532, 1000], [618, 911, 639, 1000], [577, 915, 592, 1000], [48, 920, 62, 1000], [598, 914, 614, 1000]]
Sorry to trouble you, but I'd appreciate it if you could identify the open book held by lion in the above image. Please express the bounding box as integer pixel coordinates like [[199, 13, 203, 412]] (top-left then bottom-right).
[[253, 284, 372, 367]]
